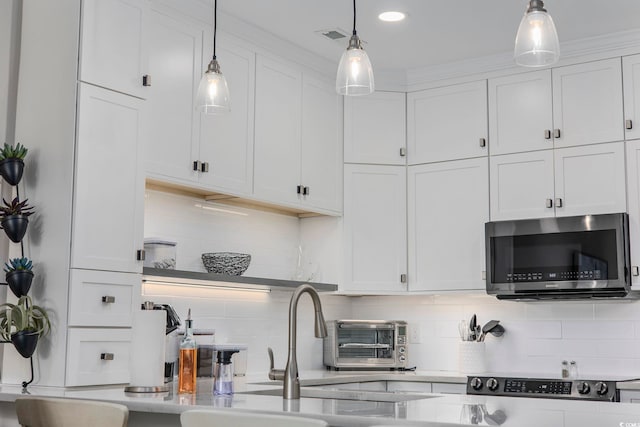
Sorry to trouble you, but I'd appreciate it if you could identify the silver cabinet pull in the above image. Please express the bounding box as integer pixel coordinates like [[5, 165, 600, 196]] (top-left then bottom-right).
[[632, 266, 639, 277], [399, 147, 406, 157], [545, 198, 553, 208], [555, 198, 563, 208], [544, 129, 552, 140], [136, 249, 145, 261], [479, 138, 486, 148], [303, 186, 310, 196], [201, 162, 209, 173], [400, 274, 407, 283], [626, 119, 633, 130], [193, 160, 201, 171], [142, 74, 151, 87], [100, 353, 114, 361], [101, 296, 116, 304], [296, 185, 303, 194], [554, 129, 561, 138]]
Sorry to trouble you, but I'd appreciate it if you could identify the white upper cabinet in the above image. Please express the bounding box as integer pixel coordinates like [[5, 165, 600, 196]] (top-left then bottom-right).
[[344, 91, 406, 165], [407, 80, 488, 164], [552, 58, 624, 148], [198, 37, 255, 195], [623, 54, 640, 141], [254, 55, 342, 214], [79, 0, 149, 98], [408, 158, 488, 291], [301, 75, 342, 212], [143, 7, 255, 197], [490, 142, 626, 221], [72, 84, 145, 273], [254, 55, 302, 206], [553, 142, 626, 217], [625, 140, 640, 288], [343, 164, 407, 292], [490, 150, 555, 221], [144, 6, 201, 183], [488, 70, 554, 155]]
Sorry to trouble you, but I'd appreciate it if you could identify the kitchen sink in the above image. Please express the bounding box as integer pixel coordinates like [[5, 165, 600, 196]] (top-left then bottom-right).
[[240, 387, 438, 402]]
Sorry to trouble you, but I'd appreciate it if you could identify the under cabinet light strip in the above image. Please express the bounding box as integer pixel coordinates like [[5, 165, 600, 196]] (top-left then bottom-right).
[[142, 279, 271, 293]]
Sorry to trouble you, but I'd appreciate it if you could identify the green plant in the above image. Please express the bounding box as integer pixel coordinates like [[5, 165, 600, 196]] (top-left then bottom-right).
[[0, 197, 34, 219], [0, 142, 28, 161], [4, 257, 33, 273], [0, 295, 50, 341]]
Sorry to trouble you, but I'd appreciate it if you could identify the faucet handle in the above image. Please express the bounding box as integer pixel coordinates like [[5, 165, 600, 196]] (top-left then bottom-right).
[[267, 347, 285, 381]]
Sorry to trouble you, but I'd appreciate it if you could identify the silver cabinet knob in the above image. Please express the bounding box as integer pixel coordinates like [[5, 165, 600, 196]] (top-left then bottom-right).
[[142, 74, 151, 87], [136, 249, 145, 261], [193, 160, 201, 171], [626, 119, 633, 130], [100, 353, 114, 361], [555, 198, 563, 208], [101, 296, 116, 304], [546, 198, 553, 208], [479, 138, 486, 148], [632, 266, 639, 277], [399, 147, 406, 157], [201, 162, 209, 173], [544, 129, 552, 140], [554, 129, 561, 138]]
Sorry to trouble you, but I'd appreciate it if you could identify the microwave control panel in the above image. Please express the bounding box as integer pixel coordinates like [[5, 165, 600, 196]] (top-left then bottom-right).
[[506, 270, 602, 282]]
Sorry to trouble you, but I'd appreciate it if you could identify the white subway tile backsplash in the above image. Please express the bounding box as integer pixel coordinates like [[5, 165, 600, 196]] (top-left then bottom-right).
[[595, 301, 640, 320], [562, 321, 635, 340], [525, 302, 594, 320]]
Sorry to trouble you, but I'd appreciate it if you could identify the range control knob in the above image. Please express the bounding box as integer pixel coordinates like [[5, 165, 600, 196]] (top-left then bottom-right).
[[577, 381, 591, 394], [486, 378, 499, 391], [594, 382, 608, 396], [470, 377, 483, 391]]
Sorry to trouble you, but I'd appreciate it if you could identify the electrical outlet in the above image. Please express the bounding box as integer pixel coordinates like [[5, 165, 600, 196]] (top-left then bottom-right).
[[409, 323, 421, 344]]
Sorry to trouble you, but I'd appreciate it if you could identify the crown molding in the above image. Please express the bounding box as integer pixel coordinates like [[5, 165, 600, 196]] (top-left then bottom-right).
[[406, 28, 640, 92]]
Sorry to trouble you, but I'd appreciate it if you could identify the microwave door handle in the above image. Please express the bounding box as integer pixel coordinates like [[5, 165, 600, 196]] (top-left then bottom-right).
[[338, 323, 395, 329]]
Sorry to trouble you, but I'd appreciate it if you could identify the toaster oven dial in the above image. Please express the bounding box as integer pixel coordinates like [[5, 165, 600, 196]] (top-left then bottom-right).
[[397, 336, 406, 345], [398, 346, 406, 354], [399, 355, 406, 362]]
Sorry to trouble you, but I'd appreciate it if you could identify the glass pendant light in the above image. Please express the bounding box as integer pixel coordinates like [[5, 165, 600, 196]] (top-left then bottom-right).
[[514, 0, 560, 67], [196, 0, 230, 113], [336, 0, 374, 96]]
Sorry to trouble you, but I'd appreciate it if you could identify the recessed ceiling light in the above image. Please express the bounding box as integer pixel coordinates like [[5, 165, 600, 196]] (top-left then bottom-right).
[[378, 11, 406, 22]]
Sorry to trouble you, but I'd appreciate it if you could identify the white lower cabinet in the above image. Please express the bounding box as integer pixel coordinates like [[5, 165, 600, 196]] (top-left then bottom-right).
[[68, 270, 141, 327], [343, 164, 407, 292], [408, 158, 488, 291], [386, 381, 432, 393], [65, 328, 133, 386], [490, 142, 626, 221]]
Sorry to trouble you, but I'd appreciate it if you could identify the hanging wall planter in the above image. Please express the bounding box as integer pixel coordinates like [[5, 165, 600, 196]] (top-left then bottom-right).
[[0, 143, 28, 186], [11, 330, 39, 358], [0, 295, 51, 359], [0, 198, 34, 243], [5, 258, 35, 298]]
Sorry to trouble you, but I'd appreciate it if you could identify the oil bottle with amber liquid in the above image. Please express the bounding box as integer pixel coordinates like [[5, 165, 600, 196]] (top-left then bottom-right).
[[178, 309, 197, 393]]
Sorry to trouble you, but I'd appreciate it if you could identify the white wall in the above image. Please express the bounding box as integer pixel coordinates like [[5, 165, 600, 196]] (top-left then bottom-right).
[[352, 294, 640, 378], [143, 189, 351, 374]]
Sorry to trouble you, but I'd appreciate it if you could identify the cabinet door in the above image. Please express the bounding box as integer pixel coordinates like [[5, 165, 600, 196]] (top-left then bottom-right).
[[552, 58, 624, 148], [490, 151, 555, 221], [554, 142, 626, 217], [408, 80, 487, 164], [408, 158, 488, 291], [72, 84, 145, 273], [626, 140, 640, 288], [143, 8, 202, 183], [344, 91, 406, 165], [198, 37, 255, 195], [623, 54, 640, 141], [79, 0, 149, 98], [254, 55, 302, 206], [343, 164, 407, 292], [488, 70, 553, 155], [301, 75, 342, 213]]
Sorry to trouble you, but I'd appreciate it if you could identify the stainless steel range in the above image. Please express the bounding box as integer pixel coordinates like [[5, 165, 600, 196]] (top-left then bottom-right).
[[466, 375, 625, 402]]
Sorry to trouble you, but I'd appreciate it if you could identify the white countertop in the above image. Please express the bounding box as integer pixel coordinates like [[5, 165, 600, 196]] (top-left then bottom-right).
[[1, 371, 640, 426]]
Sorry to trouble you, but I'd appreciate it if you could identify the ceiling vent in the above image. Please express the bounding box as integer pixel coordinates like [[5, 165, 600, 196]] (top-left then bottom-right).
[[315, 28, 349, 43]]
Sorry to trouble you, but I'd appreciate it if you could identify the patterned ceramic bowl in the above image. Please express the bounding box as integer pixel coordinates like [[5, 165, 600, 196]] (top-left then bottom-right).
[[201, 252, 251, 275]]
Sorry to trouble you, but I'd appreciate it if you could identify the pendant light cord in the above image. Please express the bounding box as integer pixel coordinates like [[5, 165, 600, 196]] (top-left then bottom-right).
[[352, 0, 357, 35], [213, 0, 218, 60]]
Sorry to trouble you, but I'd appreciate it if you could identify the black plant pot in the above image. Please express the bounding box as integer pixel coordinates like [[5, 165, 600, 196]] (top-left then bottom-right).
[[11, 330, 39, 358], [0, 158, 24, 186], [1, 214, 29, 243], [6, 270, 34, 298]]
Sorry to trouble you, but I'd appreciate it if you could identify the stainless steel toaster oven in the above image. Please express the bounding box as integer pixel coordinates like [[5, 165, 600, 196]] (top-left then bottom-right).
[[323, 320, 408, 370]]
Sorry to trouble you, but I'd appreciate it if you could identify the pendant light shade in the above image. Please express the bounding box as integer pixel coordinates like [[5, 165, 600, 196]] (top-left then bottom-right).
[[514, 0, 560, 67], [336, 0, 374, 96], [196, 0, 230, 113]]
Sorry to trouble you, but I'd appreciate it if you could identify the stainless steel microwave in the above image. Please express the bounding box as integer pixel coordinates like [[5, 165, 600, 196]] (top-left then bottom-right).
[[485, 213, 632, 300], [323, 320, 408, 370]]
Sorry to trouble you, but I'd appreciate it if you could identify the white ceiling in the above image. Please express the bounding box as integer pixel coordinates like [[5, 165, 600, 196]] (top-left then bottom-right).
[[218, 0, 640, 72]]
